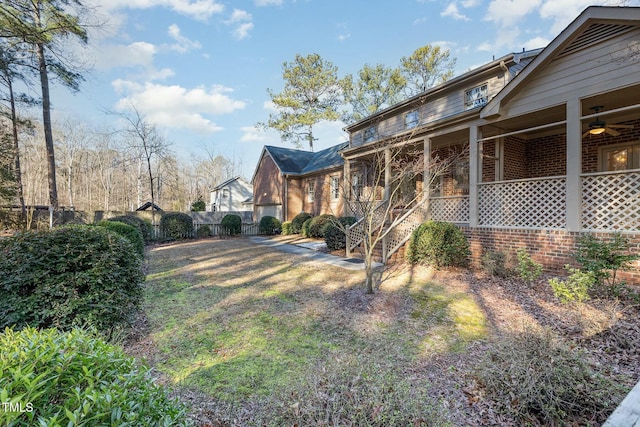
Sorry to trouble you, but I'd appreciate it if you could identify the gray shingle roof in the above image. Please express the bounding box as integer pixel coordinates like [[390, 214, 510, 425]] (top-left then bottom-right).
[[265, 142, 347, 175]]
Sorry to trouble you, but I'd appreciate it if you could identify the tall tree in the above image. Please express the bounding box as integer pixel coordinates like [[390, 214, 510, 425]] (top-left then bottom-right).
[[342, 63, 406, 124], [400, 45, 456, 96], [0, 0, 88, 214], [259, 53, 345, 151]]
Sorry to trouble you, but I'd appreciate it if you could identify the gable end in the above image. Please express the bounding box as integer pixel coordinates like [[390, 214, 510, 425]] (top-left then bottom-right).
[[556, 23, 635, 59]]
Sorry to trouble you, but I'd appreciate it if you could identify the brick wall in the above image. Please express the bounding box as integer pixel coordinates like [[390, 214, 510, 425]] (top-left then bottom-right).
[[504, 136, 528, 180], [526, 134, 566, 177], [459, 226, 640, 285]]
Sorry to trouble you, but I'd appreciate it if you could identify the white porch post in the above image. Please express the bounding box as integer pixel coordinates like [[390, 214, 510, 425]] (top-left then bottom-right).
[[343, 158, 351, 217], [566, 99, 582, 232], [384, 147, 391, 200], [469, 125, 479, 227]]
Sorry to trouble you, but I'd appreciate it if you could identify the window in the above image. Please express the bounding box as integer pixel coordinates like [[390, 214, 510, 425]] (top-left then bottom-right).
[[351, 172, 364, 200], [222, 188, 229, 198], [405, 111, 419, 129], [364, 126, 376, 143], [330, 176, 340, 200], [599, 142, 640, 171], [464, 83, 488, 110], [307, 180, 315, 202]]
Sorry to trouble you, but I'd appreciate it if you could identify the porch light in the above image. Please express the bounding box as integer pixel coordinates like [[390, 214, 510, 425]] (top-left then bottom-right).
[[589, 126, 606, 135]]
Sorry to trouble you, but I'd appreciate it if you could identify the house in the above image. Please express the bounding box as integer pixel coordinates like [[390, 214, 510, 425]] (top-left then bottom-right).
[[340, 6, 640, 283], [209, 176, 253, 213], [252, 142, 348, 222]]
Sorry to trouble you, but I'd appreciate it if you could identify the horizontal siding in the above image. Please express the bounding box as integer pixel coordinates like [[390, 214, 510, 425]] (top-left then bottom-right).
[[502, 28, 640, 117]]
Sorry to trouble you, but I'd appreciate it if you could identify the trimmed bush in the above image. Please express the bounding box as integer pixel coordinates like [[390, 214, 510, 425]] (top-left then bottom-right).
[[109, 215, 153, 243], [549, 265, 595, 304], [259, 215, 281, 235], [291, 212, 313, 234], [96, 220, 144, 257], [324, 216, 357, 251], [0, 327, 191, 427], [0, 225, 144, 333], [160, 212, 194, 240], [307, 214, 336, 238], [221, 214, 242, 236], [301, 217, 313, 238], [281, 221, 292, 235], [196, 224, 211, 238], [406, 220, 469, 268], [516, 248, 543, 283]]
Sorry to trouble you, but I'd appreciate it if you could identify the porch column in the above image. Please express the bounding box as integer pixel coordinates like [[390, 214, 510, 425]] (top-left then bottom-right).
[[423, 137, 431, 201], [384, 148, 391, 201], [343, 158, 351, 217], [566, 99, 581, 232], [469, 125, 479, 227]]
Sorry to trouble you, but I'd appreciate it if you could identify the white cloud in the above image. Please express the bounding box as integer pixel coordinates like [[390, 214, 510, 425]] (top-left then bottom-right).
[[94, 41, 157, 70], [485, 0, 542, 28], [442, 2, 470, 21], [337, 33, 351, 41], [113, 82, 246, 133], [167, 24, 202, 53], [539, 0, 595, 34], [523, 36, 550, 50], [255, 0, 283, 5], [461, 0, 481, 6], [93, 0, 224, 21], [240, 126, 270, 142], [226, 9, 254, 40]]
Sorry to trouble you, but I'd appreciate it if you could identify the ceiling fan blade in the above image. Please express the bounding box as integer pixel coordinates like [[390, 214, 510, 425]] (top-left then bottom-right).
[[582, 130, 591, 138], [608, 124, 634, 129], [605, 127, 621, 136]]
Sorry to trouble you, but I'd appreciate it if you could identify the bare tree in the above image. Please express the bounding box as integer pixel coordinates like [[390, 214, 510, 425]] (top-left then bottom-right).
[[341, 133, 468, 294]]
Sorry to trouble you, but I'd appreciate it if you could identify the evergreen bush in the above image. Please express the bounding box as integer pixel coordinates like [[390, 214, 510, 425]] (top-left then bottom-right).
[[307, 214, 336, 238], [259, 216, 281, 235], [515, 248, 543, 283], [406, 220, 469, 267], [324, 216, 357, 251], [196, 224, 211, 238], [220, 214, 242, 236], [301, 218, 313, 238], [160, 212, 194, 240], [281, 221, 292, 235], [96, 220, 144, 257], [549, 266, 595, 304], [108, 215, 153, 243], [0, 225, 144, 333], [291, 212, 313, 234], [0, 327, 191, 427]]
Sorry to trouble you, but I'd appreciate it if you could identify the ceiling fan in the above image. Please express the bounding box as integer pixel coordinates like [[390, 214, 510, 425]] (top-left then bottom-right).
[[583, 105, 634, 137]]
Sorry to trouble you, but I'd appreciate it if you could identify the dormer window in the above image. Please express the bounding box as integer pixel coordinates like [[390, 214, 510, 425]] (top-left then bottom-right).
[[464, 83, 488, 110], [405, 111, 419, 129], [364, 126, 376, 143]]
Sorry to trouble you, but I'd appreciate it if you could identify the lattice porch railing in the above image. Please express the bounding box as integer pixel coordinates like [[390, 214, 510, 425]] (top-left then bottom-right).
[[381, 198, 429, 263], [478, 176, 567, 228], [345, 200, 389, 257], [431, 196, 470, 223], [581, 169, 640, 231]]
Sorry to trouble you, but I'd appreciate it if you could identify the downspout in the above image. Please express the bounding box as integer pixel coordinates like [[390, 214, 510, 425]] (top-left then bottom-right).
[[283, 174, 288, 222], [500, 60, 509, 83]]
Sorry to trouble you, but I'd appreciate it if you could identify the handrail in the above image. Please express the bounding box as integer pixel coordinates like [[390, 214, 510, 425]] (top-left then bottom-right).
[[345, 200, 389, 257], [380, 197, 430, 263]]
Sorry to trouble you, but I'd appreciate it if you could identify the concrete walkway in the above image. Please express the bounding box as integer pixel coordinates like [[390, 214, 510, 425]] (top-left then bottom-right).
[[248, 236, 383, 271]]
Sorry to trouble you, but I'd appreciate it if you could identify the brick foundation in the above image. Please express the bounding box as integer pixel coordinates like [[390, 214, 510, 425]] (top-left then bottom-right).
[[458, 226, 640, 285]]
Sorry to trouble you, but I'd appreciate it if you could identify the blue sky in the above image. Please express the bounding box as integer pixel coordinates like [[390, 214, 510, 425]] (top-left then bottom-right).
[[49, 0, 639, 179]]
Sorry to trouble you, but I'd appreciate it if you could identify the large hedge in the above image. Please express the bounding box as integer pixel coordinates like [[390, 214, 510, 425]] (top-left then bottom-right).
[[324, 216, 357, 251], [0, 225, 145, 333], [220, 214, 242, 236], [108, 215, 153, 243], [259, 215, 281, 235], [406, 220, 470, 268], [96, 220, 144, 257], [0, 327, 191, 427], [160, 212, 194, 240], [307, 214, 336, 238], [291, 212, 313, 234]]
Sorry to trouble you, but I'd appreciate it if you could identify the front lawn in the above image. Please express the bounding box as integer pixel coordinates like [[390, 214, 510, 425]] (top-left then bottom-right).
[[129, 238, 639, 426]]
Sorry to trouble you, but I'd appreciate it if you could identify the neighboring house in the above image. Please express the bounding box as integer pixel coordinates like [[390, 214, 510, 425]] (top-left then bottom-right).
[[209, 176, 253, 213], [339, 6, 640, 282], [252, 142, 348, 222]]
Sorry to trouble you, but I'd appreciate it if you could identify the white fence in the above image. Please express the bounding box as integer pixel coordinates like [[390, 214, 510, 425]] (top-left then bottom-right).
[[152, 222, 259, 240], [430, 196, 469, 223]]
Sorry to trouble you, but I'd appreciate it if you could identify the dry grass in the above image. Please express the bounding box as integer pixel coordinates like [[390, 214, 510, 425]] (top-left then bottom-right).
[[127, 237, 640, 427]]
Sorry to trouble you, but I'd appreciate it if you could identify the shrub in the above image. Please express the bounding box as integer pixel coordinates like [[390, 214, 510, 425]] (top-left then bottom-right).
[[190, 198, 206, 212], [220, 214, 242, 236], [196, 224, 211, 238], [109, 215, 153, 243], [0, 327, 191, 427], [259, 215, 281, 235], [481, 250, 511, 278], [475, 328, 625, 425], [405, 221, 469, 268], [96, 220, 144, 257], [515, 248, 543, 283], [0, 225, 144, 333], [160, 212, 194, 240], [291, 212, 313, 234], [549, 265, 595, 304], [301, 217, 313, 238], [576, 233, 639, 293], [324, 216, 357, 251], [307, 214, 336, 238], [281, 221, 292, 235]]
